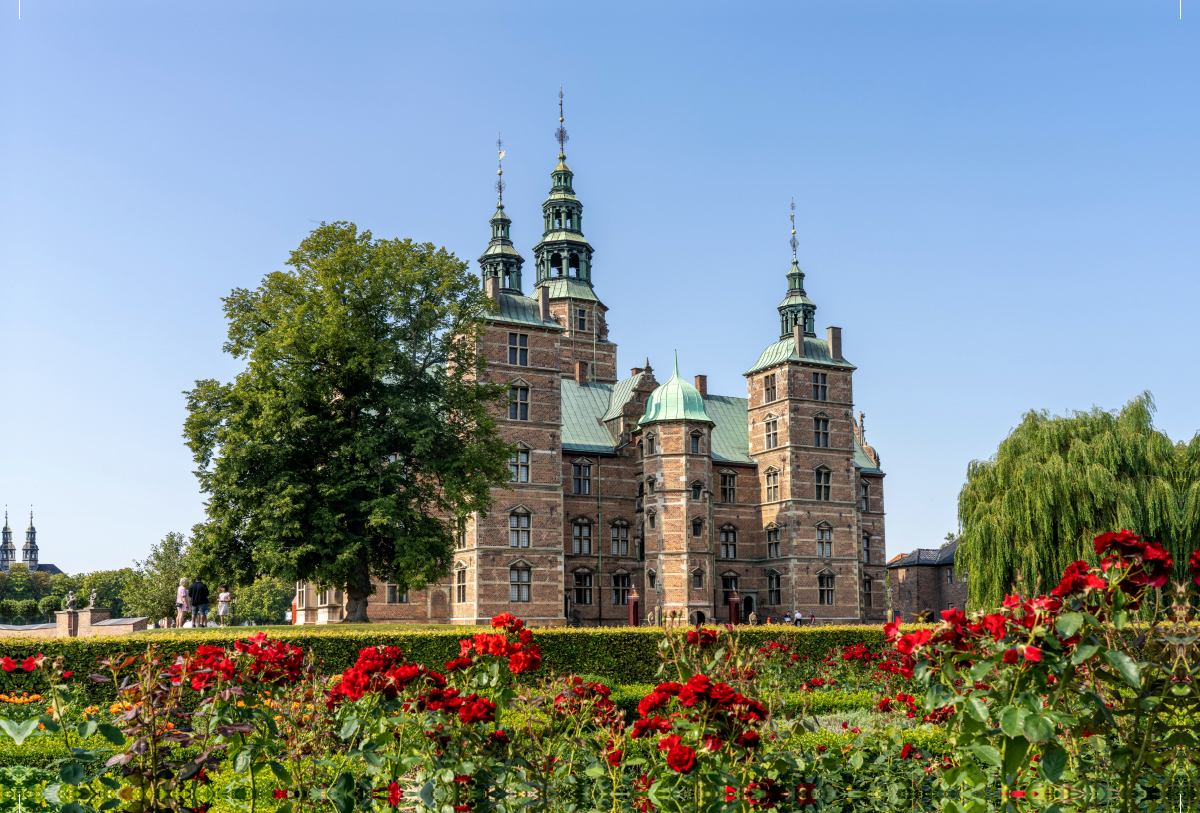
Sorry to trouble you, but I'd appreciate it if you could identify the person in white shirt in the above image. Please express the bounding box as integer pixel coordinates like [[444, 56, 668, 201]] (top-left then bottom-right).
[[217, 585, 232, 628], [175, 578, 190, 628]]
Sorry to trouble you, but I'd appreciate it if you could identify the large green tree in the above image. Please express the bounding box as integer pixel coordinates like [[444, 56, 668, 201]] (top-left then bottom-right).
[[226, 577, 293, 625], [121, 531, 196, 623], [957, 392, 1200, 609], [184, 222, 511, 622]]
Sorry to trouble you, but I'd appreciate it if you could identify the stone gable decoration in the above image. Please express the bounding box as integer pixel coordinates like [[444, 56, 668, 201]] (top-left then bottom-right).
[[295, 107, 888, 627]]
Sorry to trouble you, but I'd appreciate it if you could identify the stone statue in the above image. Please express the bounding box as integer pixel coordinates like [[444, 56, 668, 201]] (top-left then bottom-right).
[[65, 591, 77, 611], [89, 589, 97, 608]]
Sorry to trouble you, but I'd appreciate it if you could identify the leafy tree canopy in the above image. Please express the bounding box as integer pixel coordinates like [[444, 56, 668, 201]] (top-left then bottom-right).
[[184, 222, 511, 622], [74, 569, 134, 618], [4, 564, 33, 601], [121, 531, 198, 624], [225, 577, 294, 625], [958, 392, 1199, 609]]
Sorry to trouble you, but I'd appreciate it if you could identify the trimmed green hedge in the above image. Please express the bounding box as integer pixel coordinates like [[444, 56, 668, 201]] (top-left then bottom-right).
[[0, 624, 902, 704]]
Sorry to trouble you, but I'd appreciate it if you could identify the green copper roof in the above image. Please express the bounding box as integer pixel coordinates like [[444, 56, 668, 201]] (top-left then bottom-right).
[[481, 243, 523, 259], [535, 229, 590, 245], [487, 293, 563, 331], [601, 371, 647, 422], [561, 379, 617, 453], [537, 277, 601, 302], [744, 336, 856, 376], [778, 290, 815, 309], [639, 354, 713, 426], [853, 435, 883, 475], [703, 394, 753, 463]]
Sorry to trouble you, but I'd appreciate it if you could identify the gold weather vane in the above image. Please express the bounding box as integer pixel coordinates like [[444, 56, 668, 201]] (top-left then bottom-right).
[[555, 87, 569, 155], [790, 197, 798, 260], [495, 133, 506, 202]]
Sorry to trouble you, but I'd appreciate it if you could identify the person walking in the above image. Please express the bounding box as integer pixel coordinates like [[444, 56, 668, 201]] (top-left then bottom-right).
[[747, 610, 758, 626], [783, 613, 791, 625], [175, 578, 190, 628], [809, 610, 816, 626], [188, 577, 210, 629], [216, 585, 232, 628]]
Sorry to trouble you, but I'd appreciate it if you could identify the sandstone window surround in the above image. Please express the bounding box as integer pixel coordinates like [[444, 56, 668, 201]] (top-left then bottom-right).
[[766, 569, 782, 605], [612, 571, 631, 605], [814, 466, 832, 501], [645, 433, 657, 455], [818, 570, 835, 605], [765, 523, 780, 559], [863, 533, 872, 564], [719, 470, 737, 503], [507, 332, 529, 366], [509, 563, 532, 603], [573, 569, 593, 605], [572, 521, 593, 555], [509, 507, 532, 548], [572, 458, 593, 495], [764, 373, 777, 403], [691, 480, 703, 501], [647, 509, 656, 530], [454, 566, 467, 604], [647, 568, 657, 590], [719, 525, 738, 560], [510, 443, 531, 483], [691, 517, 704, 538], [508, 378, 532, 421], [692, 568, 705, 589], [645, 476, 656, 495], [764, 467, 780, 502], [811, 372, 828, 401], [863, 577, 873, 608], [611, 521, 630, 556], [813, 412, 830, 447], [690, 430, 703, 455], [860, 481, 870, 511], [385, 584, 408, 604], [764, 416, 779, 450], [816, 522, 833, 557]]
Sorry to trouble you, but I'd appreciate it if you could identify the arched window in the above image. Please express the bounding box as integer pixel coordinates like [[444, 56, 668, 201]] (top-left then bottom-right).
[[573, 521, 592, 555], [509, 511, 531, 548]]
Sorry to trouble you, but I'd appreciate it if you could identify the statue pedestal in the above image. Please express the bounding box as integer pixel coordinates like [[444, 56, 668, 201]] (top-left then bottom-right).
[[55, 608, 111, 638], [56, 610, 77, 638]]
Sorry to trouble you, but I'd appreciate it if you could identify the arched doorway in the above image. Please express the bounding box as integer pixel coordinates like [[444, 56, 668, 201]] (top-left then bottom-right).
[[742, 595, 755, 618], [690, 610, 706, 626]]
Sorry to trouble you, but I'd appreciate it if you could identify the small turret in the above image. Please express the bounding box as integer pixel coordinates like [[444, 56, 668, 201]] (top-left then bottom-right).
[[22, 510, 37, 570], [479, 134, 526, 294], [533, 89, 596, 287], [0, 510, 14, 570]]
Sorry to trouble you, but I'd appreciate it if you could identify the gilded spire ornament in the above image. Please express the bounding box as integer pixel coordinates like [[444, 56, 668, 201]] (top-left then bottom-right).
[[495, 132, 506, 203], [555, 87, 569, 156]]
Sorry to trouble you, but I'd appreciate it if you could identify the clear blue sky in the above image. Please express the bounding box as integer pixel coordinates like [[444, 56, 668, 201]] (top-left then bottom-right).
[[1, 1, 1196, 574]]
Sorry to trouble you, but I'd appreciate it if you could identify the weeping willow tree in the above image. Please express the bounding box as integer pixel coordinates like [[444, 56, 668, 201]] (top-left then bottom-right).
[[957, 392, 1200, 610]]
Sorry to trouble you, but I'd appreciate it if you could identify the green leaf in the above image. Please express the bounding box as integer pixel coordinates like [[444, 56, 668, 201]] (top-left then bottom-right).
[[1071, 643, 1100, 665], [233, 750, 252, 774], [968, 744, 1002, 767], [338, 717, 360, 740], [1055, 612, 1083, 638], [96, 724, 126, 746], [585, 764, 606, 778], [1002, 736, 1030, 784], [0, 718, 41, 745], [1103, 650, 1141, 688], [1112, 609, 1128, 630], [969, 660, 993, 683], [59, 761, 86, 785], [269, 761, 291, 783], [1041, 745, 1068, 783], [999, 706, 1026, 738], [1023, 715, 1054, 744], [965, 697, 989, 723], [76, 720, 99, 741]]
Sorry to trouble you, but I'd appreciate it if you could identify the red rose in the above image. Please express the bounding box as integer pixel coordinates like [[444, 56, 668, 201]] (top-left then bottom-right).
[[665, 742, 697, 773], [1023, 646, 1042, 663], [1003, 649, 1019, 665], [458, 694, 497, 725], [883, 620, 900, 640], [387, 781, 402, 806], [638, 691, 671, 717], [274, 789, 287, 800], [735, 730, 760, 748], [445, 657, 473, 672], [489, 729, 511, 744], [606, 746, 623, 766], [1190, 548, 1200, 587], [895, 629, 932, 655], [507, 646, 542, 674]]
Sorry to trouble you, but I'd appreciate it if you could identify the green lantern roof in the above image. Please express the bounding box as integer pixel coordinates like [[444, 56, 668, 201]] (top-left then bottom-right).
[[639, 353, 713, 426]]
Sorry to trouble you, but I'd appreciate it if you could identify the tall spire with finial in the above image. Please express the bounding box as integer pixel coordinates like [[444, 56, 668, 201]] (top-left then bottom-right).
[[778, 197, 817, 339], [533, 87, 596, 289], [0, 507, 12, 570], [22, 506, 37, 568], [478, 132, 525, 294]]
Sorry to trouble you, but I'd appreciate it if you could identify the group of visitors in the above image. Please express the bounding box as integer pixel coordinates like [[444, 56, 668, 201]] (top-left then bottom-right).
[[743, 610, 819, 626], [173, 577, 233, 628]]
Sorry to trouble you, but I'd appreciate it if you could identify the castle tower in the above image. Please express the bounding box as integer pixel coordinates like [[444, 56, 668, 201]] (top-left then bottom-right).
[[639, 354, 716, 625], [531, 91, 616, 383], [22, 510, 38, 570], [0, 511, 14, 571], [478, 136, 525, 294]]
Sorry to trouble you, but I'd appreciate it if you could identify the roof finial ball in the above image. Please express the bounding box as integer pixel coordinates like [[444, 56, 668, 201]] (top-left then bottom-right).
[[555, 87, 569, 158]]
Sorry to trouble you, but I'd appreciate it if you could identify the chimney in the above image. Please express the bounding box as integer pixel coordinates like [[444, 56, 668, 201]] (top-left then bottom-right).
[[694, 375, 707, 396], [827, 326, 843, 361], [537, 285, 550, 322], [484, 275, 499, 300], [631, 367, 643, 377], [575, 360, 589, 386], [793, 325, 804, 358]]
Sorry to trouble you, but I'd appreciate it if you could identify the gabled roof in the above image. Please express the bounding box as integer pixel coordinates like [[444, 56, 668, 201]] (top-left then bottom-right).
[[601, 371, 647, 422], [853, 435, 883, 476], [744, 335, 856, 376], [702, 395, 753, 464], [561, 379, 617, 454], [886, 538, 958, 569], [489, 293, 563, 331]]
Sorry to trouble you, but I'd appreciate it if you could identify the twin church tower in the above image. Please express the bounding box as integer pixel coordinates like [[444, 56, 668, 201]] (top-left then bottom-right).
[[294, 101, 889, 626]]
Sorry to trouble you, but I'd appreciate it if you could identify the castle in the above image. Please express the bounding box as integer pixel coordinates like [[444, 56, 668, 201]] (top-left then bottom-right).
[[0, 511, 63, 575], [294, 123, 888, 627]]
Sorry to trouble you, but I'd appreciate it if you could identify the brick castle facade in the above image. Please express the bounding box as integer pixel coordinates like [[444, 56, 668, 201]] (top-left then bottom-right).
[[294, 138, 888, 627]]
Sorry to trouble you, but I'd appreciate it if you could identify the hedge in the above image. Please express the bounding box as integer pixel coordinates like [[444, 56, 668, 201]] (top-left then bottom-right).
[[0, 623, 904, 704]]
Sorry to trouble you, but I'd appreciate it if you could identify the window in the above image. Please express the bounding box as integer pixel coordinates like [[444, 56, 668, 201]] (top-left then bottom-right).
[[691, 482, 702, 500], [720, 527, 737, 560], [572, 462, 592, 494], [693, 570, 704, 589], [860, 483, 869, 511], [721, 575, 739, 606], [863, 534, 871, 564], [863, 579, 873, 608], [946, 568, 954, 584], [812, 373, 827, 401], [817, 527, 832, 558], [509, 568, 531, 602], [577, 309, 587, 331], [814, 468, 831, 501], [574, 572, 593, 605], [765, 471, 780, 501], [692, 518, 704, 538], [510, 449, 529, 482], [509, 387, 529, 421], [648, 570, 657, 589], [766, 528, 780, 559], [611, 523, 629, 556], [573, 523, 592, 555], [612, 573, 630, 605], [296, 583, 306, 609], [813, 418, 829, 447], [767, 572, 781, 605], [646, 478, 655, 495], [905, 589, 912, 601], [764, 373, 777, 402], [720, 473, 736, 503], [385, 584, 408, 604], [690, 433, 700, 454], [765, 420, 779, 449], [509, 512, 530, 548], [508, 333, 528, 366], [456, 529, 467, 549], [646, 436, 656, 454], [455, 570, 467, 603], [818, 573, 834, 605], [648, 512, 656, 529]]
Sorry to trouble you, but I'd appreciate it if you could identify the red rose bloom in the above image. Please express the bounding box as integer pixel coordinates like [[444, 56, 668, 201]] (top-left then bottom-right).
[[895, 629, 932, 655], [458, 694, 497, 725], [665, 742, 697, 773], [274, 789, 287, 800], [1023, 646, 1042, 663], [1003, 649, 1019, 665], [1189, 548, 1200, 586]]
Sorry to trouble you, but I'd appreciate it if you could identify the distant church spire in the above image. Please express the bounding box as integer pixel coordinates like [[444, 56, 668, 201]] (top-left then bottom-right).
[[478, 133, 525, 294], [534, 88, 596, 289], [0, 508, 13, 570], [22, 507, 37, 568], [778, 197, 817, 339]]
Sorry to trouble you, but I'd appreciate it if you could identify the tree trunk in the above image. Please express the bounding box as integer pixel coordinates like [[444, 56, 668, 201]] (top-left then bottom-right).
[[342, 560, 373, 623]]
